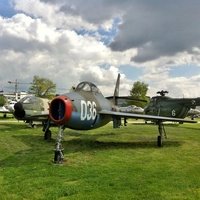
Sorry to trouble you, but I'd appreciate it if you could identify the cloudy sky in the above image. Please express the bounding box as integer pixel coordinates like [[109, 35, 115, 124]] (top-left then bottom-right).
[[1, 0, 200, 97]]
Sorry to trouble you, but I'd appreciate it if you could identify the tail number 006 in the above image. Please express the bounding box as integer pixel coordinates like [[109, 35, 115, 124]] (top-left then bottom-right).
[[81, 100, 97, 120]]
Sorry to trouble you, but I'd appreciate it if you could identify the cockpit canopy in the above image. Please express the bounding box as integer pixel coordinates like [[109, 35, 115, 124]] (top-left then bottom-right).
[[75, 82, 102, 94], [19, 95, 38, 104]]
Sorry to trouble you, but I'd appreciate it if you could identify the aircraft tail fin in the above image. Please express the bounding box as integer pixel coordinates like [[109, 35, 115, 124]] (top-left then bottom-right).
[[113, 73, 120, 105], [112, 73, 121, 128]]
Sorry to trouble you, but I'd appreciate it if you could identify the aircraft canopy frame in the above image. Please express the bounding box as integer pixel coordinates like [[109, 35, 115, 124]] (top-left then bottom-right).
[[75, 82, 102, 94]]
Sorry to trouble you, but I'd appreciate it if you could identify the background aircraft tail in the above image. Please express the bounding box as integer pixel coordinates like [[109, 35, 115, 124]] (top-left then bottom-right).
[[106, 73, 147, 106], [113, 73, 120, 105]]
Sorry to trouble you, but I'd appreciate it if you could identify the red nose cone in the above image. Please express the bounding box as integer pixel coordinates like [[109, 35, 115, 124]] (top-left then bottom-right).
[[49, 96, 72, 125]]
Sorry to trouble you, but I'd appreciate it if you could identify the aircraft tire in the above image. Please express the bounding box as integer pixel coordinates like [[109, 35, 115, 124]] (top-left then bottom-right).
[[157, 135, 162, 147], [54, 150, 63, 164], [44, 130, 52, 140], [32, 124, 37, 128]]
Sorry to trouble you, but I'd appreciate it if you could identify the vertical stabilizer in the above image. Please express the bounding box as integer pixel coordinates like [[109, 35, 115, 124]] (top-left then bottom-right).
[[113, 73, 120, 105]]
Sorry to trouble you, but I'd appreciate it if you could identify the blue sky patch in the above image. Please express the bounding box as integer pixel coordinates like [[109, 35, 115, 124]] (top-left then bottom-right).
[[0, 0, 16, 17], [75, 17, 121, 45], [169, 64, 200, 77], [119, 65, 144, 80]]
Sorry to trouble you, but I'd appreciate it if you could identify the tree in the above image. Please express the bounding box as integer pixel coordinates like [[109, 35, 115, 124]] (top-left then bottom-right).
[[130, 81, 149, 108], [28, 76, 56, 98]]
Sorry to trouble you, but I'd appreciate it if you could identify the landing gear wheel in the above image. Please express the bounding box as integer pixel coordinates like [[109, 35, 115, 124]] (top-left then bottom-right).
[[54, 150, 64, 164], [157, 135, 162, 147], [32, 124, 37, 128], [44, 130, 52, 140]]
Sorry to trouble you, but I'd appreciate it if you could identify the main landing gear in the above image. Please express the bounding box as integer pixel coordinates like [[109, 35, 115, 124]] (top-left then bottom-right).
[[157, 121, 167, 147], [54, 125, 65, 164], [43, 119, 52, 141], [51, 121, 168, 163]]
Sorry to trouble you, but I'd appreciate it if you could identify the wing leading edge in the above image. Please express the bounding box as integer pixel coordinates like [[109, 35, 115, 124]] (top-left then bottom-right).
[[15, 114, 49, 121], [99, 110, 197, 123]]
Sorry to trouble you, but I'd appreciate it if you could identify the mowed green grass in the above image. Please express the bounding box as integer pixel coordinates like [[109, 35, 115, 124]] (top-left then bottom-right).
[[0, 120, 200, 200]]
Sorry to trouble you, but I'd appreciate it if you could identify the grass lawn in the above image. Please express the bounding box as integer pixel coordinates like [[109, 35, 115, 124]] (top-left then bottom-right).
[[0, 119, 200, 199]]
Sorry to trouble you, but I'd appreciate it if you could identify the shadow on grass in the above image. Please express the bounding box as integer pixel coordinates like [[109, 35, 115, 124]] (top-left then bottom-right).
[[0, 123, 29, 132], [177, 125, 200, 131], [0, 129, 182, 168], [129, 122, 183, 128], [129, 122, 200, 133], [63, 138, 181, 154], [0, 122, 42, 134], [0, 134, 52, 167], [61, 129, 182, 150]]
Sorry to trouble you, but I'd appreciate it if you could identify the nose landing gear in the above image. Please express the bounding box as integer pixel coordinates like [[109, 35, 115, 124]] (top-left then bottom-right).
[[54, 125, 65, 164]]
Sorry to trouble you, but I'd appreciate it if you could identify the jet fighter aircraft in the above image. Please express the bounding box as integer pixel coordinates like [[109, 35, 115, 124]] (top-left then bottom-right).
[[144, 90, 200, 118], [0, 106, 11, 118], [119, 105, 144, 114], [0, 100, 17, 118], [48, 74, 196, 163], [187, 107, 200, 120], [13, 95, 52, 139]]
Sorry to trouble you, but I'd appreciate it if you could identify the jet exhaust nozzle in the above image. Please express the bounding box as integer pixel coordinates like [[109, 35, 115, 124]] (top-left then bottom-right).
[[14, 102, 26, 119], [49, 96, 72, 125]]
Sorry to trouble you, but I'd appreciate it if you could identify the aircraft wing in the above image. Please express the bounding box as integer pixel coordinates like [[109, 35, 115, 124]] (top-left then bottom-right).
[[106, 96, 147, 102], [99, 110, 197, 123], [0, 107, 12, 114], [0, 110, 12, 114], [15, 114, 49, 122]]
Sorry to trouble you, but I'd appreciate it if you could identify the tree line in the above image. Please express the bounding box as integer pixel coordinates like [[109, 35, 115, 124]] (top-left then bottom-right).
[[28, 76, 149, 107], [1, 75, 149, 108]]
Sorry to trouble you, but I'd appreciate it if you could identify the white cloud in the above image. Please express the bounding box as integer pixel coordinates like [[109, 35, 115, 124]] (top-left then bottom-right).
[[0, 6, 133, 96], [0, 14, 60, 44], [1, 0, 200, 99], [12, 0, 97, 30]]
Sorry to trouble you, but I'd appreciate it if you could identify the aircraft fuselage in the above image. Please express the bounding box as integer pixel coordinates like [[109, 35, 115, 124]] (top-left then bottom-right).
[[144, 96, 200, 118], [49, 87, 113, 130]]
